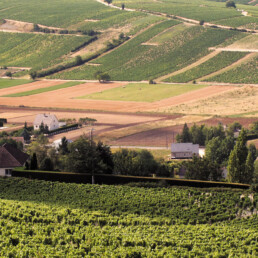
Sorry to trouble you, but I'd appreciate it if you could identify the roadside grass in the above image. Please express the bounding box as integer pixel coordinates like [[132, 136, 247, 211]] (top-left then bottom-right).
[[77, 83, 207, 102], [2, 81, 83, 97], [0, 79, 32, 89]]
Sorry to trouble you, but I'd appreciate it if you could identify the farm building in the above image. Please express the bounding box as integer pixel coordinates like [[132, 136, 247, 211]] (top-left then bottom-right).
[[34, 114, 59, 131], [0, 143, 29, 177], [171, 143, 199, 159]]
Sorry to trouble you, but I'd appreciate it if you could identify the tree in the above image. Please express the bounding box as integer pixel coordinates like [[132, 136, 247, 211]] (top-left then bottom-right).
[[199, 20, 205, 26], [40, 157, 53, 171], [121, 3, 125, 10], [94, 71, 111, 83], [5, 71, 12, 79], [30, 153, 38, 170], [181, 123, 191, 142], [58, 137, 70, 155], [29, 71, 37, 80], [248, 144, 257, 162], [227, 129, 249, 183], [226, 0, 236, 8], [245, 152, 254, 184], [96, 141, 114, 174], [104, 0, 112, 4], [75, 55, 83, 65]]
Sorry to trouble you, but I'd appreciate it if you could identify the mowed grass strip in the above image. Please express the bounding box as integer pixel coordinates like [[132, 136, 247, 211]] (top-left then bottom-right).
[[2, 81, 82, 97], [78, 83, 207, 102], [0, 79, 32, 89]]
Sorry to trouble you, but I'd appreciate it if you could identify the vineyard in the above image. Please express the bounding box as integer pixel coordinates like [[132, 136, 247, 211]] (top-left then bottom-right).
[[51, 26, 242, 81], [205, 55, 258, 84], [2, 81, 83, 97], [0, 32, 92, 69], [165, 51, 248, 83], [0, 178, 257, 256]]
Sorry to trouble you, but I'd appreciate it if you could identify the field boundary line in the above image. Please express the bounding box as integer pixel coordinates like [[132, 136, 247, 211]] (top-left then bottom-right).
[[156, 51, 221, 82], [199, 52, 257, 82]]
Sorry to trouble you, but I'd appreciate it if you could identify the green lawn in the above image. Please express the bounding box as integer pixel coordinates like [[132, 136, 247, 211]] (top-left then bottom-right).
[[0, 78, 32, 89], [78, 83, 207, 102], [2, 81, 82, 97]]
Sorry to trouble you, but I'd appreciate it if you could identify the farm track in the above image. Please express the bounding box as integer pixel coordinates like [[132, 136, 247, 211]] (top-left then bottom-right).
[[156, 51, 221, 82], [199, 52, 257, 81]]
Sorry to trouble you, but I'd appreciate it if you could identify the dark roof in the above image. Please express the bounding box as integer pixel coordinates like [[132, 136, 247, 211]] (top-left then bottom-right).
[[0, 143, 29, 168]]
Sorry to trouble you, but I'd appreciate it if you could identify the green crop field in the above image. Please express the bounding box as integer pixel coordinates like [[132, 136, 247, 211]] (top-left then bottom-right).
[[205, 55, 258, 84], [0, 78, 32, 89], [78, 83, 207, 102], [51, 25, 242, 81], [113, 0, 242, 22], [0, 32, 92, 70], [165, 51, 248, 83], [214, 16, 258, 30], [0, 178, 256, 257], [2, 81, 83, 97]]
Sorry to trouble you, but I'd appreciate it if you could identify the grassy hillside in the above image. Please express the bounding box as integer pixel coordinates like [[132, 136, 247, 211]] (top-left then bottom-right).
[[0, 178, 256, 256]]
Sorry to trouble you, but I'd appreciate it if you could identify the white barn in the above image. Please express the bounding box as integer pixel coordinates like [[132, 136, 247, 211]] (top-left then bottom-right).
[[171, 143, 199, 159], [34, 114, 59, 131]]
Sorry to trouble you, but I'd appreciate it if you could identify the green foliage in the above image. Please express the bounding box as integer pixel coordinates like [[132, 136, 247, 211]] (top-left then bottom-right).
[[185, 155, 222, 181], [205, 55, 258, 84], [0, 32, 92, 70], [0, 138, 23, 150], [167, 51, 247, 83], [65, 136, 113, 174], [226, 0, 236, 8]]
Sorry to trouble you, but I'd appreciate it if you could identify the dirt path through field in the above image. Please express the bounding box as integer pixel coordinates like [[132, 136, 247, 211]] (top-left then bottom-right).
[[199, 52, 257, 81], [156, 51, 221, 82]]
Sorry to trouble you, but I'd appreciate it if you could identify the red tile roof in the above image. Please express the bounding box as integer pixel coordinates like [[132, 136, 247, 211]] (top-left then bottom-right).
[[0, 143, 29, 168]]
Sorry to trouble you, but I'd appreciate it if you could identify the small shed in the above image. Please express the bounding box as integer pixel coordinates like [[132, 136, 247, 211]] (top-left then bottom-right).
[[171, 143, 199, 159]]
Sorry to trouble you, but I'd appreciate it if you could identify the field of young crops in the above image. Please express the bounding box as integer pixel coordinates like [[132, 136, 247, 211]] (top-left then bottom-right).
[[165, 51, 248, 83], [78, 83, 207, 102], [0, 32, 92, 70], [0, 78, 32, 89], [205, 55, 258, 84], [51, 25, 242, 81], [0, 178, 257, 256], [2, 81, 83, 97]]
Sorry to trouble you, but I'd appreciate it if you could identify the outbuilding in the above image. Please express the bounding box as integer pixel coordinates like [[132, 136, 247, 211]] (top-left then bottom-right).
[[171, 143, 199, 159]]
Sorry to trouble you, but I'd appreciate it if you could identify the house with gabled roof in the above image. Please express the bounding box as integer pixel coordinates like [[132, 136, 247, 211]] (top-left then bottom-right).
[[171, 143, 199, 159], [0, 143, 29, 176], [34, 114, 59, 131]]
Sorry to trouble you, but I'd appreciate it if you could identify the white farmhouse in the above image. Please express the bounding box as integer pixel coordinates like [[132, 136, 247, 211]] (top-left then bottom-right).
[[171, 143, 199, 159], [34, 114, 59, 131], [0, 143, 29, 176]]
